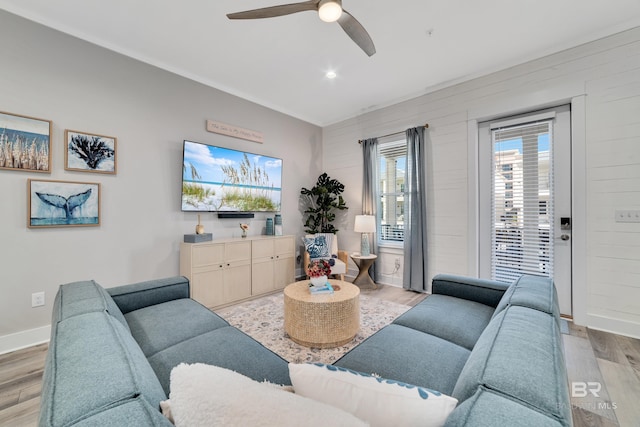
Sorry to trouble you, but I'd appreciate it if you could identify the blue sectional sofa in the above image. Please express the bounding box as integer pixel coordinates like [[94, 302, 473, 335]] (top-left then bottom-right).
[[39, 274, 571, 426], [39, 277, 289, 427], [335, 274, 572, 426]]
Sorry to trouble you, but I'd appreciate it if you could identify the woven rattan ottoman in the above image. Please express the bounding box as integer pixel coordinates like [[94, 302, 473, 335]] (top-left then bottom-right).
[[283, 279, 360, 348]]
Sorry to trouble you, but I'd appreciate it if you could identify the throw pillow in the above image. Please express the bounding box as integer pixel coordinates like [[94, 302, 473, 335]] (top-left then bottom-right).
[[289, 363, 458, 427], [315, 232, 337, 257], [303, 235, 330, 259], [168, 363, 367, 427]]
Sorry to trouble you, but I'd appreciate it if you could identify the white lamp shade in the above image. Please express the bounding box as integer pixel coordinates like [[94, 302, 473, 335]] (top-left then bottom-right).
[[354, 215, 376, 233], [318, 0, 342, 22]]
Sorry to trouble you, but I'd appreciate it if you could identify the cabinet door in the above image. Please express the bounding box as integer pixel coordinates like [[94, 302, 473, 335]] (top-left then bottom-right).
[[251, 239, 275, 295], [192, 244, 224, 267], [274, 236, 295, 289], [274, 236, 294, 257], [252, 258, 275, 294], [191, 267, 224, 308], [274, 256, 294, 289], [222, 240, 251, 303], [225, 241, 251, 263], [224, 264, 252, 302], [252, 239, 274, 260]]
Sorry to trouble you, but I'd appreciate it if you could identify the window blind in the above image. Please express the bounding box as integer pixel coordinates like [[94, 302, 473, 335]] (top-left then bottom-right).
[[377, 139, 406, 242], [491, 120, 554, 283]]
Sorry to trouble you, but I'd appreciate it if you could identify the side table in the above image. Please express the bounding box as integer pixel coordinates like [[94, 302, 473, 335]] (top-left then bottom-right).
[[350, 253, 377, 289]]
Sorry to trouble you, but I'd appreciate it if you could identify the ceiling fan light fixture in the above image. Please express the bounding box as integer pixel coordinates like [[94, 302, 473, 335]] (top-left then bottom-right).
[[318, 0, 342, 23]]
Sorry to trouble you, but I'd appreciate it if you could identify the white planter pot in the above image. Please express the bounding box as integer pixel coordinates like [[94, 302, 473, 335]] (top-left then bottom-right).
[[310, 275, 328, 286]]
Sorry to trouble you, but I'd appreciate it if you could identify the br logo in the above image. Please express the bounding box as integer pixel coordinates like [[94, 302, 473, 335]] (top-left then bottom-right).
[[571, 382, 601, 397]]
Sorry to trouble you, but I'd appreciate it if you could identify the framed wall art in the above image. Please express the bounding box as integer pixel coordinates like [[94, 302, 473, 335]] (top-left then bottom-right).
[[65, 129, 117, 174], [0, 111, 52, 173], [28, 179, 101, 228]]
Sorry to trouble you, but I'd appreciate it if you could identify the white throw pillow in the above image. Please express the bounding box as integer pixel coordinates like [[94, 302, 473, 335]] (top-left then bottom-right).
[[169, 363, 368, 427], [289, 363, 458, 427]]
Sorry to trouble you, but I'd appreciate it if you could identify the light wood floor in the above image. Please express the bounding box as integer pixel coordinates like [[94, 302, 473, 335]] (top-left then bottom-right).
[[1, 285, 638, 427]]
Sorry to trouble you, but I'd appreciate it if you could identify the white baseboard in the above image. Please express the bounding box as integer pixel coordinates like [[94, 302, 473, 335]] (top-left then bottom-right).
[[0, 325, 51, 355], [586, 314, 640, 340]]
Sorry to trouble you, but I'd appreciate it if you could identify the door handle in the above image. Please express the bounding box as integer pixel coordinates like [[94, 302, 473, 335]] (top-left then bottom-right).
[[559, 234, 570, 241]]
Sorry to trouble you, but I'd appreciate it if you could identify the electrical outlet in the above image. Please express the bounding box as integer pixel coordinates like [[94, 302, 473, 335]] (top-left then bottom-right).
[[32, 292, 45, 307]]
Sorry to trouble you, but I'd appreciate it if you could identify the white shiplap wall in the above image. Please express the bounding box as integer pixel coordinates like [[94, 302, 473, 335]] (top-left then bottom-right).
[[323, 27, 640, 338]]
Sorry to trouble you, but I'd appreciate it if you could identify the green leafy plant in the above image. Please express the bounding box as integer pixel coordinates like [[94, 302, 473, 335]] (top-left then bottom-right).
[[300, 173, 348, 234]]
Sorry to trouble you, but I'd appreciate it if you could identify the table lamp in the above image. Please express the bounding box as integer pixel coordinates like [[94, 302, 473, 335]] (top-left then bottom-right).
[[354, 215, 376, 256]]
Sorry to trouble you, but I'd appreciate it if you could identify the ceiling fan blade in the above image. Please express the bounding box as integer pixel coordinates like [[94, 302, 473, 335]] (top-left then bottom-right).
[[337, 10, 376, 56], [227, 1, 319, 20]]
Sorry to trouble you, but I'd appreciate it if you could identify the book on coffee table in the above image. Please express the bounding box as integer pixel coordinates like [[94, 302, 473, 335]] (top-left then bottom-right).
[[309, 282, 334, 295]]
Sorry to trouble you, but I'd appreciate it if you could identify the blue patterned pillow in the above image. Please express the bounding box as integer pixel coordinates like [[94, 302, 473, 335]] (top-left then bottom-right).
[[303, 235, 330, 259], [289, 363, 458, 427]]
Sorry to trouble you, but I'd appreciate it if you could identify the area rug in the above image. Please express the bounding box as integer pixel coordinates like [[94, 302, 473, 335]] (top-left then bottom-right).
[[216, 293, 411, 365]]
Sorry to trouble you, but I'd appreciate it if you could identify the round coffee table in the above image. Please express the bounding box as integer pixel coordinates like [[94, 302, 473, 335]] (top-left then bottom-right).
[[283, 279, 360, 348]]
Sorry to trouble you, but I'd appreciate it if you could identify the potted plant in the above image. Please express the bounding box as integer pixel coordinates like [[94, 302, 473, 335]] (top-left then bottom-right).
[[307, 259, 332, 286], [300, 173, 348, 234]]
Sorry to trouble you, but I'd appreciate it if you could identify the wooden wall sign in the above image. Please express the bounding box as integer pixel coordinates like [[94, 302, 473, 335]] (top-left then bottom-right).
[[206, 120, 264, 144]]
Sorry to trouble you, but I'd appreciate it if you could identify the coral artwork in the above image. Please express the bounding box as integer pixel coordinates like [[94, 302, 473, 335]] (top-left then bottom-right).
[[65, 130, 117, 174]]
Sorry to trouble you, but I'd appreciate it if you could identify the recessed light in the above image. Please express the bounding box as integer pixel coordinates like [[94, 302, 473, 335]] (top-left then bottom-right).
[[326, 71, 337, 79]]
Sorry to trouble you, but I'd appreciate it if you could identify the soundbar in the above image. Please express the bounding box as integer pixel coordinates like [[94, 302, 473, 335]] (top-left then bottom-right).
[[217, 212, 255, 219]]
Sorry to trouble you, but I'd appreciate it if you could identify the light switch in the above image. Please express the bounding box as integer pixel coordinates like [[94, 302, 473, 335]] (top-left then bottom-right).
[[615, 210, 640, 223]]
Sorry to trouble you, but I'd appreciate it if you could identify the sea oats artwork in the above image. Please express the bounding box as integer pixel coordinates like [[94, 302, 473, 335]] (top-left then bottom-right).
[[0, 111, 52, 173]]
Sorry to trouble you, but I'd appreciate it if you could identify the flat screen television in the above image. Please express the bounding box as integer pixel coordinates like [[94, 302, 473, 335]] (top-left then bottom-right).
[[181, 140, 282, 212]]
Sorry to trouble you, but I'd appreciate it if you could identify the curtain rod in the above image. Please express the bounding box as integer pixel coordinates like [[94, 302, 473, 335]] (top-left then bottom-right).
[[358, 123, 429, 144]]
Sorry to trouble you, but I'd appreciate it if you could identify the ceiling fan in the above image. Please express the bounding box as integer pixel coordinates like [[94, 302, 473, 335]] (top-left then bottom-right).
[[227, 0, 376, 57]]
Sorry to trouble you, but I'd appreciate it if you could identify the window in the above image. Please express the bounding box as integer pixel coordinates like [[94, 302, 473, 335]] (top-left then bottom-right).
[[377, 139, 406, 244]]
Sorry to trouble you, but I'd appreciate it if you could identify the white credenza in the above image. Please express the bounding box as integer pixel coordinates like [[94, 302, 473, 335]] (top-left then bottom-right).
[[180, 235, 295, 308]]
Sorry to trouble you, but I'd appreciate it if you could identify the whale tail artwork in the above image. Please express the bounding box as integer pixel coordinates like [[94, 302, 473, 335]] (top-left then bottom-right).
[[36, 189, 92, 219]]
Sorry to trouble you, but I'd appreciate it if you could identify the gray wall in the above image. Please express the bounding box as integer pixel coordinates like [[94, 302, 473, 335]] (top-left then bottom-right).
[[0, 10, 321, 351]]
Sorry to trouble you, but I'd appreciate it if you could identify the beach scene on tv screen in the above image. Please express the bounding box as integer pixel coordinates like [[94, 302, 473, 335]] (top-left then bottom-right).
[[182, 141, 282, 212]]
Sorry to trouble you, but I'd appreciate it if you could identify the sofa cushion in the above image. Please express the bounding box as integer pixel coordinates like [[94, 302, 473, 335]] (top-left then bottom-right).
[[493, 275, 560, 320], [334, 324, 470, 395], [148, 325, 291, 394], [53, 280, 129, 332], [168, 363, 366, 427], [290, 363, 458, 427], [445, 387, 567, 427], [69, 397, 173, 427], [124, 298, 229, 357], [452, 306, 571, 424], [432, 274, 509, 307], [393, 294, 495, 350], [39, 312, 167, 427], [108, 276, 190, 314]]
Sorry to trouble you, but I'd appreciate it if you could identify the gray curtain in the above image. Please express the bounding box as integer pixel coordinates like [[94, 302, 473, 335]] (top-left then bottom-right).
[[403, 127, 428, 292], [362, 138, 378, 281]]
